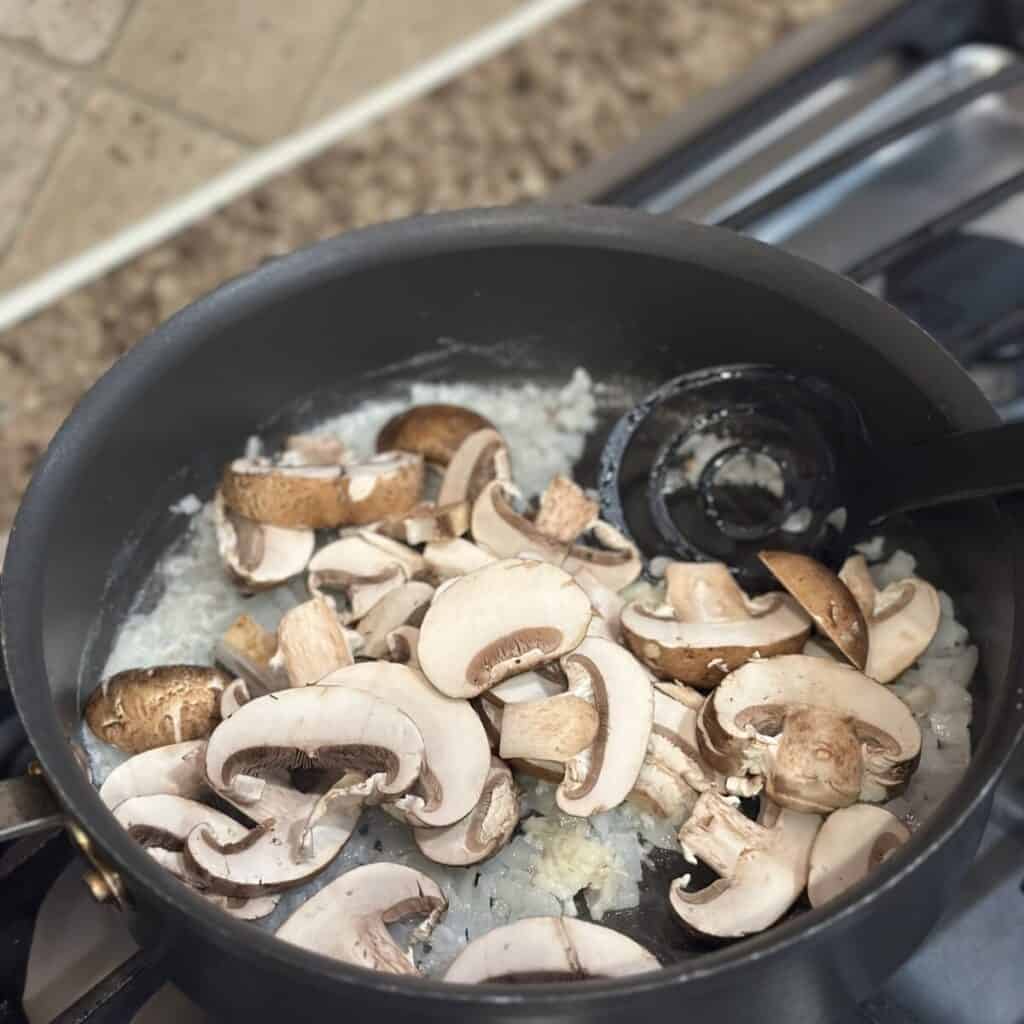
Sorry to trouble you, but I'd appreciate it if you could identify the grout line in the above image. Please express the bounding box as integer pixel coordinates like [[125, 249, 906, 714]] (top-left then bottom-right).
[[0, 0, 589, 333], [291, 0, 370, 133]]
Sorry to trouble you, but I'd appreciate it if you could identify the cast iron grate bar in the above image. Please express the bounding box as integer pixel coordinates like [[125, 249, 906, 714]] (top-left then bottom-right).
[[717, 61, 1024, 232]]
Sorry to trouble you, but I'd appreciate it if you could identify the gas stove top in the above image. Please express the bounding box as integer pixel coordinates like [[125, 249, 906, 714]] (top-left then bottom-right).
[[4, 4, 1024, 1021]]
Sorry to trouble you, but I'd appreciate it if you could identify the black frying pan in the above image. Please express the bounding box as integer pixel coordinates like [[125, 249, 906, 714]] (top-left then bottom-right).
[[2, 206, 1023, 1022]]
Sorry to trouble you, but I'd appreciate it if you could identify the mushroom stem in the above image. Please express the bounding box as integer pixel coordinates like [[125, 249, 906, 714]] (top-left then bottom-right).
[[498, 693, 600, 762], [666, 562, 750, 622], [274, 596, 354, 687]]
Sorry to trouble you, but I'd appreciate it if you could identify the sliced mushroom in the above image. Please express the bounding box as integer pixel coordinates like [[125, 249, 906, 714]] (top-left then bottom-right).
[[697, 654, 921, 812], [444, 917, 659, 983], [759, 550, 868, 670], [213, 491, 314, 591], [470, 481, 566, 562], [377, 404, 494, 466], [320, 660, 491, 827], [272, 595, 354, 686], [629, 689, 706, 819], [571, 566, 625, 640], [534, 475, 599, 544], [670, 790, 821, 939], [377, 500, 470, 546], [839, 554, 941, 683], [219, 679, 251, 719], [193, 686, 424, 893], [99, 740, 208, 808], [308, 533, 423, 623], [221, 451, 423, 528], [418, 558, 592, 699], [437, 428, 511, 506], [386, 625, 421, 667], [85, 666, 228, 754], [562, 521, 643, 592], [479, 669, 566, 780], [215, 614, 286, 693], [277, 862, 446, 975], [113, 794, 278, 919], [556, 637, 653, 816], [414, 757, 520, 865], [807, 803, 910, 907], [499, 693, 600, 762], [621, 562, 811, 687], [283, 433, 352, 466], [423, 537, 497, 579], [356, 580, 434, 659]]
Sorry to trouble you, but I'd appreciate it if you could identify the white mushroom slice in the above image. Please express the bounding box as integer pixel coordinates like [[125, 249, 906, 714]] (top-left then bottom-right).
[[629, 689, 705, 819], [555, 637, 654, 816], [839, 554, 941, 683], [356, 581, 434, 659], [571, 566, 625, 640], [277, 862, 445, 975], [320, 661, 491, 827], [697, 654, 921, 813], [414, 758, 520, 865], [308, 534, 422, 623], [534, 475, 599, 544], [386, 625, 420, 667], [85, 666, 229, 754], [670, 790, 820, 939], [192, 687, 424, 893], [113, 794, 279, 920], [423, 537, 497, 579], [471, 481, 566, 562], [221, 451, 423, 528], [621, 562, 811, 687], [216, 614, 287, 692], [418, 558, 592, 699], [213, 491, 314, 591], [759, 550, 868, 670], [377, 501, 470, 546], [377, 404, 494, 466], [562, 521, 643, 592], [99, 740, 208, 808], [283, 433, 352, 466], [444, 917, 659, 983], [479, 669, 566, 780], [807, 803, 910, 907], [437, 428, 512, 506], [219, 679, 251, 719], [272, 595, 354, 686]]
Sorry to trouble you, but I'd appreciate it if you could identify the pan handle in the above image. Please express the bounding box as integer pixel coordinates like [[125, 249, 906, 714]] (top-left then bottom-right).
[[0, 772, 63, 842]]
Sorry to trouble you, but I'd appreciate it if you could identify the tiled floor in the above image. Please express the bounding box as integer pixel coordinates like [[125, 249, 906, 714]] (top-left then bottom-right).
[[0, 0, 529, 292]]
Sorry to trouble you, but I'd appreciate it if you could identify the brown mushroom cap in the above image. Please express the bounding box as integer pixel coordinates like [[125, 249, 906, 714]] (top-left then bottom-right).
[[443, 917, 659, 983], [438, 428, 512, 507], [807, 803, 910, 907], [377, 404, 494, 466], [277, 862, 446, 974], [670, 791, 821, 938], [839, 554, 941, 684], [621, 562, 811, 687], [759, 550, 868, 670], [417, 558, 592, 699], [413, 757, 520, 866], [85, 665, 228, 754], [697, 654, 921, 813], [221, 452, 423, 529]]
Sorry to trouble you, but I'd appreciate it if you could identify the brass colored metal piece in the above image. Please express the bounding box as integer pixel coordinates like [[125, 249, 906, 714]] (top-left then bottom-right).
[[67, 819, 128, 910]]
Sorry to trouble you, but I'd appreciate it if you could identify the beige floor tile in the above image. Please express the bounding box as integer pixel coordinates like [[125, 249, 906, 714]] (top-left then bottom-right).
[[0, 88, 243, 291], [106, 0, 359, 143], [0, 50, 80, 255], [303, 0, 528, 123], [0, 0, 131, 65]]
